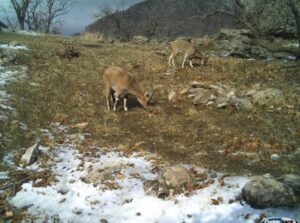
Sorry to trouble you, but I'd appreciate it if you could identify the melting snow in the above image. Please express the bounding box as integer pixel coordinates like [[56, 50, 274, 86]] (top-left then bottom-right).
[[0, 44, 29, 50], [9, 138, 300, 223]]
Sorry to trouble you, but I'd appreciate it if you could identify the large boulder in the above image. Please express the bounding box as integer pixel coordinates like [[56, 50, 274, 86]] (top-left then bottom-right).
[[242, 175, 296, 208]]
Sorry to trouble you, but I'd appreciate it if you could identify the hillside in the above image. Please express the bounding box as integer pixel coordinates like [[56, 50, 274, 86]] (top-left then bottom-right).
[[0, 31, 299, 221], [85, 0, 237, 40]]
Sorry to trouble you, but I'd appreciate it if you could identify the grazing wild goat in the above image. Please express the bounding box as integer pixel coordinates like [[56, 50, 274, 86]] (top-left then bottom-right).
[[168, 39, 208, 68], [103, 66, 154, 111]]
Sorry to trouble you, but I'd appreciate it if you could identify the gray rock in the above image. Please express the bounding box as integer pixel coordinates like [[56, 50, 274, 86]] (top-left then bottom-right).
[[216, 29, 271, 59], [231, 97, 253, 111], [19, 143, 39, 166], [270, 153, 280, 161], [251, 88, 285, 106], [132, 36, 148, 44], [242, 176, 296, 208], [162, 166, 193, 188], [193, 89, 214, 105], [143, 180, 168, 198], [216, 97, 229, 108], [278, 174, 300, 194]]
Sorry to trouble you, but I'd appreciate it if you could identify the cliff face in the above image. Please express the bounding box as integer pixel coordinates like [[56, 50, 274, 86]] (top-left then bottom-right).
[[85, 0, 237, 40]]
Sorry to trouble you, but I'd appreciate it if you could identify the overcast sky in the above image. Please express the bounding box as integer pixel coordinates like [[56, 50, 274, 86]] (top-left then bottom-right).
[[63, 0, 144, 35], [0, 0, 144, 36]]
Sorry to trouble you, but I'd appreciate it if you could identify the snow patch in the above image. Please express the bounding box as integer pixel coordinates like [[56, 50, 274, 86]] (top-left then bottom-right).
[[0, 44, 29, 50], [9, 141, 300, 223]]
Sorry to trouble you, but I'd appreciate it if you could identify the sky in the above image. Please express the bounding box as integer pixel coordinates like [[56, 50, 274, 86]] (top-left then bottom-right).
[[0, 0, 144, 36]]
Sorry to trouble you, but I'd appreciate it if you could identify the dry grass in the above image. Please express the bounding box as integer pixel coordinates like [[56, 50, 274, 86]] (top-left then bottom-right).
[[0, 32, 299, 176]]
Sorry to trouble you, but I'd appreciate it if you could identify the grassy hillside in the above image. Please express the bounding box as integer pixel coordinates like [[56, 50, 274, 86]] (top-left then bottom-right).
[[0, 32, 299, 176]]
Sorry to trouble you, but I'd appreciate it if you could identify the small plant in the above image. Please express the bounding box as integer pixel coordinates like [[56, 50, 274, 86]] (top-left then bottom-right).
[[57, 41, 80, 60]]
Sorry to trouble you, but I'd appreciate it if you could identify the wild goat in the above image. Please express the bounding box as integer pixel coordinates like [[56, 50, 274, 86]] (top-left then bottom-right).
[[103, 66, 154, 111], [168, 39, 208, 68]]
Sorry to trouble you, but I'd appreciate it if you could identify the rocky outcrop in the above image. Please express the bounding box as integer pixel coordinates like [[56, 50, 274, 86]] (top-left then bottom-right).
[[242, 175, 296, 208], [216, 29, 272, 59], [182, 81, 286, 110]]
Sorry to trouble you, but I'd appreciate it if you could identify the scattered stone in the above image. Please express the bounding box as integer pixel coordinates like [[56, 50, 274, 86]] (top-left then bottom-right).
[[168, 90, 177, 102], [190, 81, 211, 89], [278, 174, 300, 194], [85, 161, 125, 185], [143, 180, 168, 198], [19, 143, 39, 166], [4, 211, 14, 219], [231, 97, 253, 111], [270, 153, 280, 161], [71, 122, 89, 130], [162, 166, 193, 188], [242, 176, 296, 208], [251, 88, 285, 106], [132, 36, 148, 44], [192, 89, 213, 105], [180, 88, 190, 95]]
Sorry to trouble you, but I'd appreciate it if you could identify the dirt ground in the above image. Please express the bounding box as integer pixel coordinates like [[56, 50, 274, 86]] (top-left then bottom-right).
[[0, 32, 299, 177]]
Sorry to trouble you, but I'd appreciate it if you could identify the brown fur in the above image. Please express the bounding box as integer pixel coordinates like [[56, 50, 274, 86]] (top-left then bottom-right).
[[103, 66, 153, 111], [168, 39, 208, 68]]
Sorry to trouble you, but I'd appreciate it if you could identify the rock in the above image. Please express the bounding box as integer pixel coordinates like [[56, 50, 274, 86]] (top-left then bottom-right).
[[168, 90, 177, 102], [216, 97, 228, 108], [193, 89, 214, 105], [162, 166, 193, 188], [190, 81, 211, 89], [242, 176, 296, 208], [143, 180, 168, 198], [278, 174, 300, 194], [84, 161, 124, 185], [216, 29, 271, 59], [180, 88, 190, 95], [132, 36, 148, 44], [251, 88, 285, 106], [270, 153, 280, 161], [71, 122, 89, 130], [19, 143, 39, 166], [4, 211, 14, 219], [231, 97, 253, 111]]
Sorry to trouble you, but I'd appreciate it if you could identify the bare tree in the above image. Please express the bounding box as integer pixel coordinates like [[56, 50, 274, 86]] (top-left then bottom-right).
[[44, 0, 73, 33], [25, 0, 43, 31], [25, 0, 73, 33], [94, 0, 131, 41], [200, 0, 300, 60], [10, 0, 31, 30]]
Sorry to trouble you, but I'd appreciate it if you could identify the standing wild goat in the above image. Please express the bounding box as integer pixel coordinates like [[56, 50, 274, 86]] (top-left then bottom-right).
[[103, 66, 154, 111], [168, 39, 208, 68]]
